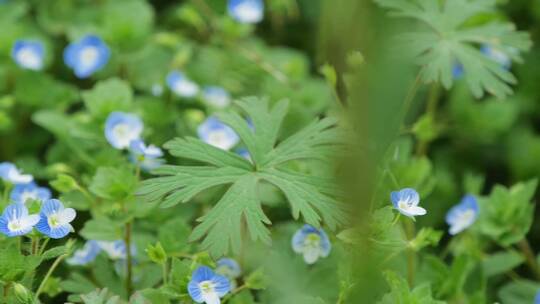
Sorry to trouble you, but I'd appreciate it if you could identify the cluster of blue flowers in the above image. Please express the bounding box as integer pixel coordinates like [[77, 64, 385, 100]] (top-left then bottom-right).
[[453, 43, 515, 79], [391, 188, 479, 235], [104, 112, 164, 172], [67, 239, 134, 265], [0, 162, 76, 239]]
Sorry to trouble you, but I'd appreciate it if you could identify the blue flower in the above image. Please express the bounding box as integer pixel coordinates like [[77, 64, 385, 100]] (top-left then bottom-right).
[[63, 35, 110, 78], [66, 240, 101, 266], [0, 162, 33, 185], [11, 40, 45, 71], [228, 0, 264, 24], [35, 199, 76, 239], [202, 86, 231, 108], [10, 182, 51, 205], [167, 71, 199, 98], [452, 62, 464, 79], [216, 258, 242, 279], [97, 240, 135, 260], [236, 148, 251, 161], [129, 139, 164, 171], [446, 195, 479, 235], [535, 290, 540, 304], [0, 203, 39, 237], [188, 266, 230, 304], [105, 112, 144, 149], [481, 44, 512, 69], [292, 224, 331, 264], [391, 188, 426, 218], [198, 116, 240, 150]]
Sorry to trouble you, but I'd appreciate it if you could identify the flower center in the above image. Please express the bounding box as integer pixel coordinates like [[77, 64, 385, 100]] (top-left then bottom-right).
[[304, 233, 321, 248], [173, 80, 198, 96], [80, 46, 98, 67], [8, 219, 22, 232], [48, 214, 61, 228], [20, 190, 38, 203], [235, 3, 261, 21], [199, 280, 215, 294], [17, 48, 41, 69], [399, 200, 411, 211]]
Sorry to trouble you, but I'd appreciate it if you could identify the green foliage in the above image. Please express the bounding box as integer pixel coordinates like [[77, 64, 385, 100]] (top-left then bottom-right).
[[374, 0, 532, 98], [378, 271, 444, 304], [82, 78, 133, 119], [139, 98, 347, 256]]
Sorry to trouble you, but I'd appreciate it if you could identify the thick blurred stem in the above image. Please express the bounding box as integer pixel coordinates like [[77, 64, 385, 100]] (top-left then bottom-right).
[[125, 221, 133, 297], [518, 239, 540, 280], [416, 83, 441, 156]]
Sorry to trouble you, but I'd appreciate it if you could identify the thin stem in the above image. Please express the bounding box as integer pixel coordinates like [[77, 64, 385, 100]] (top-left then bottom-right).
[[3, 283, 10, 303], [34, 253, 67, 302], [38, 238, 50, 256], [31, 236, 40, 255], [162, 261, 168, 285], [403, 219, 416, 287], [2, 182, 12, 205], [125, 221, 133, 297], [517, 239, 540, 280], [222, 284, 247, 303], [401, 70, 424, 127], [416, 83, 441, 156]]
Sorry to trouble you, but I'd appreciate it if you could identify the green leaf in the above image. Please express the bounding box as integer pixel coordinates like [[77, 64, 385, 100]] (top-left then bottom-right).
[[140, 98, 346, 256], [82, 78, 133, 119], [41, 245, 69, 261], [482, 250, 524, 277], [374, 0, 532, 98], [50, 173, 80, 193], [245, 268, 267, 290], [409, 227, 442, 251], [80, 217, 123, 241], [146, 242, 167, 264], [499, 280, 540, 304], [378, 271, 444, 304], [89, 166, 138, 201]]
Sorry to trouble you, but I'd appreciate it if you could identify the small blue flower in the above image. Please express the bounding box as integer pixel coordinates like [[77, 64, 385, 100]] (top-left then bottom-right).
[[198, 116, 240, 150], [292, 224, 331, 264], [35, 199, 76, 239], [0, 203, 39, 237], [188, 266, 231, 304], [129, 139, 165, 171], [452, 62, 464, 79], [535, 290, 540, 304], [11, 40, 45, 71], [228, 0, 264, 24], [446, 195, 479, 235], [66, 240, 101, 266], [97, 240, 135, 260], [167, 71, 199, 98], [0, 162, 33, 185], [216, 258, 242, 279], [481, 44, 512, 69], [391, 188, 426, 218], [63, 35, 110, 78], [202, 86, 231, 108], [105, 112, 144, 149], [10, 182, 51, 205]]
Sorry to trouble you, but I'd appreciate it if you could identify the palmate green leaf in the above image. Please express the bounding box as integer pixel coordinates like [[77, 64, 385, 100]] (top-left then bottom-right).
[[139, 98, 347, 256], [374, 0, 532, 98]]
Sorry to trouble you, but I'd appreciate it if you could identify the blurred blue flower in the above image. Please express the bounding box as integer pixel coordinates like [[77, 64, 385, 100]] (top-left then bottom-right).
[[446, 194, 479, 235], [198, 116, 240, 150], [216, 258, 242, 279], [202, 86, 231, 108], [35, 199, 76, 239], [292, 224, 331, 264], [228, 0, 264, 24], [0, 162, 33, 185], [0, 203, 39, 237], [11, 40, 45, 71], [105, 112, 144, 149], [97, 240, 135, 260], [391, 188, 426, 218], [535, 290, 540, 304], [10, 182, 51, 205], [452, 62, 464, 79], [64, 35, 110, 78], [129, 139, 164, 171], [236, 148, 251, 161], [66, 240, 101, 266], [167, 71, 199, 98], [188, 266, 231, 304], [481, 44, 512, 69]]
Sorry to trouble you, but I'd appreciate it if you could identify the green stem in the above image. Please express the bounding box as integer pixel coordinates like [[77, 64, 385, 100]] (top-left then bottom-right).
[[38, 238, 50, 256], [403, 219, 416, 287], [416, 83, 441, 156], [125, 221, 133, 297], [222, 284, 247, 303], [3, 282, 10, 303], [401, 70, 424, 127], [31, 236, 40, 255], [517, 239, 540, 280], [162, 261, 168, 285], [34, 253, 67, 302], [2, 183, 12, 205]]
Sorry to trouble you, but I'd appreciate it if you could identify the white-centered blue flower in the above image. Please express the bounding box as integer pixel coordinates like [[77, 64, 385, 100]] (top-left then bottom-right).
[[391, 188, 426, 218], [166, 71, 199, 98], [105, 112, 144, 149], [216, 258, 242, 279], [188, 266, 231, 304], [67, 240, 101, 266], [97, 240, 135, 260], [11, 40, 45, 71], [0, 162, 33, 185], [0, 203, 39, 237], [202, 86, 231, 108], [292, 224, 331, 265], [198, 116, 240, 150], [228, 0, 264, 24], [481, 44, 512, 69], [445, 194, 479, 235], [63, 35, 110, 78], [10, 182, 51, 205], [129, 139, 164, 171], [35, 199, 76, 239]]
